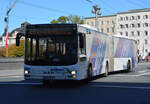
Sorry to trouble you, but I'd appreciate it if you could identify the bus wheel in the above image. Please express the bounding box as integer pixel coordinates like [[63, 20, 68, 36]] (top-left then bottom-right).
[[87, 66, 93, 81], [104, 63, 109, 77], [126, 60, 131, 72]]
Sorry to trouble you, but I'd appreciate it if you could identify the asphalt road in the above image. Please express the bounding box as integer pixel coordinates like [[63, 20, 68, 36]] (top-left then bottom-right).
[[0, 62, 150, 104]]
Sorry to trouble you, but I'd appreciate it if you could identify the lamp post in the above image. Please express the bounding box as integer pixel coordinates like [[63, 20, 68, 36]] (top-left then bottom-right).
[[86, 0, 101, 29], [4, 0, 18, 57], [92, 5, 101, 29]]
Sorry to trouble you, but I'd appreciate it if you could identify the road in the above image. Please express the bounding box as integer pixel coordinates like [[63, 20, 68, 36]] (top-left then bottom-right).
[[0, 62, 150, 104]]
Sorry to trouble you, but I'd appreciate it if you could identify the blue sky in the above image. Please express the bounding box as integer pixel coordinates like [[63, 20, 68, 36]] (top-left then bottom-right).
[[0, 0, 150, 36]]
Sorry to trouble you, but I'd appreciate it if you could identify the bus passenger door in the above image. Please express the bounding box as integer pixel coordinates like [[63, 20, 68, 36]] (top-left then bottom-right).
[[78, 33, 87, 78]]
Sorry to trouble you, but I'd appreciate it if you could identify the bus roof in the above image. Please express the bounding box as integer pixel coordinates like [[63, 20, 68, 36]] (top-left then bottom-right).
[[113, 35, 136, 41]]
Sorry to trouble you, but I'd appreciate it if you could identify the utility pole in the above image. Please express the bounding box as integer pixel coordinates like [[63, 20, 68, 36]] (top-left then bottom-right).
[[92, 5, 101, 29], [4, 0, 18, 57], [86, 0, 101, 29]]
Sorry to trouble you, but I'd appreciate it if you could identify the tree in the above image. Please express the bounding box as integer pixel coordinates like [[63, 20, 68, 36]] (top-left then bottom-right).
[[68, 15, 83, 24], [57, 16, 69, 23], [50, 19, 58, 24], [50, 15, 83, 24]]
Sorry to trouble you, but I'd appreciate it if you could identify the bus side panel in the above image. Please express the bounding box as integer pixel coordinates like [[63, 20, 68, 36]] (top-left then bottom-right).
[[87, 33, 108, 76], [113, 37, 136, 71]]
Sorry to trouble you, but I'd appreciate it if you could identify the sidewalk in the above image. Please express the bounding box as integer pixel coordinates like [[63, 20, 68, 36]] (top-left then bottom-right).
[[0, 58, 24, 63], [0, 69, 24, 77]]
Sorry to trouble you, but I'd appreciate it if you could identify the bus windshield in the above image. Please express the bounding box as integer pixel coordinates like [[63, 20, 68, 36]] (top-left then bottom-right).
[[25, 35, 78, 66]]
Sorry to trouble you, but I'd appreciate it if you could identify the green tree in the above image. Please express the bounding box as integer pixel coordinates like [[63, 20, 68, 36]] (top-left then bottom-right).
[[50, 15, 83, 24], [57, 16, 69, 23], [50, 19, 58, 24], [68, 15, 83, 24]]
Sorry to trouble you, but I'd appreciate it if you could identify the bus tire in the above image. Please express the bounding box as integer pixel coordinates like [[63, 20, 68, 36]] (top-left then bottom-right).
[[87, 65, 93, 81], [126, 60, 131, 72], [104, 62, 109, 77]]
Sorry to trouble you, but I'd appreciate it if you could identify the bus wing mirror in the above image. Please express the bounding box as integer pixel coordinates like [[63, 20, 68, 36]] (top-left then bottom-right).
[[16, 33, 24, 46]]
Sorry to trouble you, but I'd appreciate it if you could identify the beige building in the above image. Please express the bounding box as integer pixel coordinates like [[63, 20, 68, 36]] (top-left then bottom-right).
[[84, 15, 117, 35]]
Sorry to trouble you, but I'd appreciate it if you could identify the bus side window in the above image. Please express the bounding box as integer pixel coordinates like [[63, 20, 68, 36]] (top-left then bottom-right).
[[79, 33, 86, 55]]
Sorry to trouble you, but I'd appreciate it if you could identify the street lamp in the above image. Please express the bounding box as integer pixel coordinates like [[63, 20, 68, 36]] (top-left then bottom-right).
[[86, 0, 101, 29], [92, 5, 101, 29]]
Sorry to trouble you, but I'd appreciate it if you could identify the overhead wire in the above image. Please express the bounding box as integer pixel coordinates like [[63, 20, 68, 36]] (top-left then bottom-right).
[[18, 0, 73, 15]]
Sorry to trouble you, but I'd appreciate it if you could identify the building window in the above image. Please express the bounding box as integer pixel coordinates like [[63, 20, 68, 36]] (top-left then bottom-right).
[[131, 16, 135, 20], [144, 23, 149, 27], [125, 24, 129, 28], [145, 31, 148, 36], [144, 15, 148, 19], [101, 28, 103, 32], [131, 31, 134, 36], [137, 23, 141, 28], [126, 32, 128, 36], [137, 31, 140, 36], [112, 27, 114, 33], [107, 21, 109, 24], [137, 40, 140, 44], [126, 16, 128, 20], [137, 16, 140, 19], [120, 32, 123, 35], [112, 20, 114, 24], [107, 28, 109, 33], [120, 24, 124, 29], [101, 21, 103, 25], [120, 17, 123, 21], [131, 24, 135, 28], [145, 39, 148, 44], [145, 49, 148, 53], [91, 21, 94, 26]]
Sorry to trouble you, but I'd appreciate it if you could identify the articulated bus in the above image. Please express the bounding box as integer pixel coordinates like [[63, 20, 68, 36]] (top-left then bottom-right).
[[16, 24, 137, 83]]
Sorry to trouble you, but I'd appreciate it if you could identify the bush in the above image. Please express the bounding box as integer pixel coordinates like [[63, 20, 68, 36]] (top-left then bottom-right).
[[1, 40, 24, 57]]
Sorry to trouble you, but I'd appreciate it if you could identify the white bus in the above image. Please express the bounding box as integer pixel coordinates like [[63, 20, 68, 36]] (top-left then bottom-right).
[[16, 24, 137, 83]]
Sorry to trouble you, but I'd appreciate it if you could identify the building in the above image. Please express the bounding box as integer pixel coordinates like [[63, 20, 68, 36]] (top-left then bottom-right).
[[84, 15, 117, 35], [84, 8, 150, 57], [0, 37, 3, 47], [1, 22, 30, 46], [117, 8, 150, 57]]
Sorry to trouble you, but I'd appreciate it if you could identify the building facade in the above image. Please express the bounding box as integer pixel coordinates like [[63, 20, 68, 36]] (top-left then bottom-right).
[[84, 8, 150, 58], [84, 15, 117, 35], [117, 9, 150, 57]]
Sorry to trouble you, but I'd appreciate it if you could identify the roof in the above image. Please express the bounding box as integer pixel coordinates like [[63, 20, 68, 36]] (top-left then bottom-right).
[[117, 8, 150, 15], [84, 14, 117, 19]]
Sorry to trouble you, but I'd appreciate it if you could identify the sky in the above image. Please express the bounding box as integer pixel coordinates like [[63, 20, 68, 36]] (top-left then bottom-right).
[[0, 0, 150, 36]]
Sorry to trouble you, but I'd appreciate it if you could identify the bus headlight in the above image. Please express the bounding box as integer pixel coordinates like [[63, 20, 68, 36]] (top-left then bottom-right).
[[71, 71, 76, 75], [24, 70, 29, 74]]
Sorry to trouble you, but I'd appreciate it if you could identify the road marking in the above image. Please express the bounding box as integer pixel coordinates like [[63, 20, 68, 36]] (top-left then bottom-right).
[[111, 72, 150, 77], [91, 85, 150, 90], [136, 72, 150, 76], [138, 70, 147, 73]]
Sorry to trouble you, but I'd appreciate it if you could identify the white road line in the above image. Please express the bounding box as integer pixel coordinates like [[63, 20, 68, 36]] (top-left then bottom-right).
[[111, 74, 139, 77], [136, 72, 150, 76], [138, 70, 147, 73], [91, 85, 150, 90], [0, 82, 42, 85]]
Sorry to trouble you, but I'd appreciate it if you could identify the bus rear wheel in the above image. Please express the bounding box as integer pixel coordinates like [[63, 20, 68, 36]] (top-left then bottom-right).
[[87, 66, 93, 81], [126, 60, 131, 72]]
